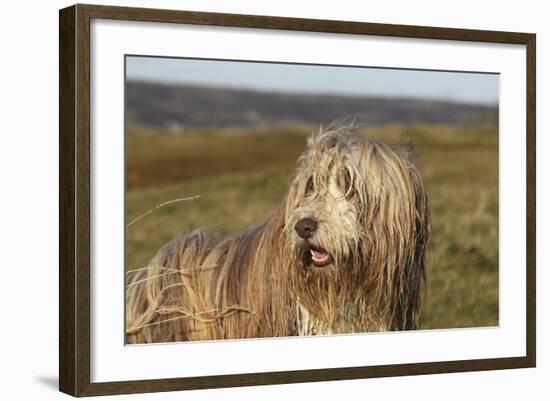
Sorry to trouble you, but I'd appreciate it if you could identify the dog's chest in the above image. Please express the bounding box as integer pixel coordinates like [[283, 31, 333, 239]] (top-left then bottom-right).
[[295, 303, 332, 336], [295, 303, 387, 335], [295, 303, 360, 336]]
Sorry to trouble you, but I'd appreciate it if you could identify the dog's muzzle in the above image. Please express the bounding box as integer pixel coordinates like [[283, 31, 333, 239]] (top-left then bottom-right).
[[295, 218, 333, 267]]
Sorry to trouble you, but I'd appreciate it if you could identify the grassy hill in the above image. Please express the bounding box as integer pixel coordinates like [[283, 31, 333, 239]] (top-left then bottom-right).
[[125, 123, 499, 330]]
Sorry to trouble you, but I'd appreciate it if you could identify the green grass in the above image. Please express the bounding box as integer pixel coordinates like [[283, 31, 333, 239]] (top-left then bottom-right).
[[125, 123, 499, 330]]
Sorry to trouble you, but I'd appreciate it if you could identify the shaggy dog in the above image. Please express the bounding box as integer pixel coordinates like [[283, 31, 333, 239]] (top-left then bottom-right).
[[126, 122, 431, 343]]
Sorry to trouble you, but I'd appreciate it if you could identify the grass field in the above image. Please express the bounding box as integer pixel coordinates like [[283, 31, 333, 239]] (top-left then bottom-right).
[[125, 123, 499, 330]]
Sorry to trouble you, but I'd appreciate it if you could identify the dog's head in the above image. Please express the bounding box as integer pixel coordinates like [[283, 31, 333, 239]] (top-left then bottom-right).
[[282, 122, 430, 330]]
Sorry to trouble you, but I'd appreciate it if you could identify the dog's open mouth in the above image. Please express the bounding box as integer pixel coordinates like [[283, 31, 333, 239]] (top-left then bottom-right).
[[308, 246, 333, 267]]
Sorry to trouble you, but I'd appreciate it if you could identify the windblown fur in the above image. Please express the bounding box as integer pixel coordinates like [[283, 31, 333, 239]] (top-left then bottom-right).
[[126, 122, 431, 343]]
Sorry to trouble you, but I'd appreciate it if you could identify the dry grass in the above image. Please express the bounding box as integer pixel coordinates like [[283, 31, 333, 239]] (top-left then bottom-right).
[[125, 123, 498, 330]]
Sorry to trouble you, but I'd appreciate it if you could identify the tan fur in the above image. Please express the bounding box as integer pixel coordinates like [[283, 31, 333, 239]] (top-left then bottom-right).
[[126, 122, 431, 343]]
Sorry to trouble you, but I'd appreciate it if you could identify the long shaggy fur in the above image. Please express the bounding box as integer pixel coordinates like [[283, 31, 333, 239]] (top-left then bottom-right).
[[126, 122, 431, 343]]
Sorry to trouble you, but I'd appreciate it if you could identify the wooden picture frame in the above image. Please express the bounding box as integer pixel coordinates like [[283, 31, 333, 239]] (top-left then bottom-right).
[[59, 3, 536, 397]]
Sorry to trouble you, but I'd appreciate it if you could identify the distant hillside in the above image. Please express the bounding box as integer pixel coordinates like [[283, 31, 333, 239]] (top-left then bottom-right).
[[126, 80, 498, 129]]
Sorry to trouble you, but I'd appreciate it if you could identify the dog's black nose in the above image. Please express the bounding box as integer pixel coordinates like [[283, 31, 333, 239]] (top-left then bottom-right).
[[295, 218, 318, 239]]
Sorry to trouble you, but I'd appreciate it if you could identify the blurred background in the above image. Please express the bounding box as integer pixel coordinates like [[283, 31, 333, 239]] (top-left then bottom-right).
[[125, 56, 499, 330]]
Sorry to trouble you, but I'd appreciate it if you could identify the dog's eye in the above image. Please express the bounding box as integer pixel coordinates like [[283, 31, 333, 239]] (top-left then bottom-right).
[[343, 171, 354, 198], [305, 177, 314, 195]]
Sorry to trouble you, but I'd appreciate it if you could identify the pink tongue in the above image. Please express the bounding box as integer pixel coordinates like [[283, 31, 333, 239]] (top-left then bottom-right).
[[313, 249, 328, 258]]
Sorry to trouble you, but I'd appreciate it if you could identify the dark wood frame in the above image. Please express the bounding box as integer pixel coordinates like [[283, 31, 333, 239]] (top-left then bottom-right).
[[59, 3, 536, 397]]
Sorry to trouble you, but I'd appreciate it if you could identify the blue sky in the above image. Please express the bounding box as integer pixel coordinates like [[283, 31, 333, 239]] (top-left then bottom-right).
[[126, 56, 499, 105]]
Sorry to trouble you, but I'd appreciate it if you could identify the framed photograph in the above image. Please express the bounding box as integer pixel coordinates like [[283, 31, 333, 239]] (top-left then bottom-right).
[[59, 4, 536, 397]]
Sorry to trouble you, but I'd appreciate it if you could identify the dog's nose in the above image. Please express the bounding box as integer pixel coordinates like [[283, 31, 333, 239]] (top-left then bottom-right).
[[294, 218, 318, 239]]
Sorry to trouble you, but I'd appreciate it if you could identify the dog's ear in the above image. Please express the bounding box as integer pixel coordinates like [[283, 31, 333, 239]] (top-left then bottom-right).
[[400, 161, 431, 329], [359, 139, 430, 330]]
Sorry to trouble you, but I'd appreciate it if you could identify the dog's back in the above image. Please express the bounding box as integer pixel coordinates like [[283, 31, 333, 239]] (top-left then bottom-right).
[[126, 212, 297, 344]]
